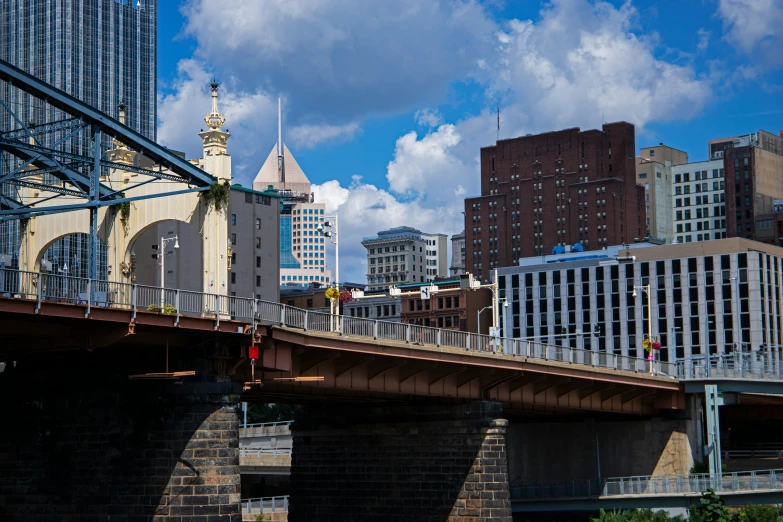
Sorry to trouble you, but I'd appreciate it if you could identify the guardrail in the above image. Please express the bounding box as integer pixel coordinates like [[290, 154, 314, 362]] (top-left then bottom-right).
[[723, 449, 783, 460], [241, 495, 289, 514], [0, 266, 708, 380], [677, 354, 783, 381], [241, 421, 293, 429], [240, 448, 292, 458], [512, 469, 783, 500]]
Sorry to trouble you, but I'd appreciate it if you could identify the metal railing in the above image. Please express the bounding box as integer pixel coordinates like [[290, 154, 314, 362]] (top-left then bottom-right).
[[241, 421, 293, 429], [241, 495, 289, 514], [239, 447, 292, 458], [512, 469, 783, 501], [0, 267, 724, 380], [677, 353, 783, 381], [723, 449, 783, 460]]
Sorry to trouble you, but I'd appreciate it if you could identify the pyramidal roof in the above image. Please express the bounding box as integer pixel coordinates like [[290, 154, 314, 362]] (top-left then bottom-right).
[[252, 143, 311, 194]]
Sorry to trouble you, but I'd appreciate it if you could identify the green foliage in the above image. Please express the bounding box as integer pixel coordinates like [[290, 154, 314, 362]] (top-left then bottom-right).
[[119, 201, 131, 223], [690, 490, 731, 522], [243, 403, 301, 424], [146, 303, 176, 314], [202, 180, 230, 211], [592, 493, 783, 522], [691, 460, 727, 474], [254, 514, 265, 521], [592, 508, 684, 522]]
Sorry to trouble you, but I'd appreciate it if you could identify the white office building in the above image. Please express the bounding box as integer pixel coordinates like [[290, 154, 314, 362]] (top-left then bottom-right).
[[672, 159, 727, 244], [499, 238, 783, 362], [363, 227, 427, 291], [422, 232, 448, 281], [253, 104, 332, 285]]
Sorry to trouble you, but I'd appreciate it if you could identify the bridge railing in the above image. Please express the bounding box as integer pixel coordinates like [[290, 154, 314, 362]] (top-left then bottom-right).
[[676, 353, 783, 381], [0, 267, 678, 377], [511, 469, 783, 500], [239, 447, 292, 458], [241, 421, 293, 428], [240, 495, 289, 514]]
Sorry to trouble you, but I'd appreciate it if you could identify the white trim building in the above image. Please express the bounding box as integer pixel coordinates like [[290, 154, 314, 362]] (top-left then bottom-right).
[[672, 159, 727, 244], [498, 239, 782, 362]]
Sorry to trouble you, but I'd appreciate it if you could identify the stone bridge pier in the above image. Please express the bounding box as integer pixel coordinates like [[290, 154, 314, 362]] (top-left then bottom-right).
[[288, 401, 513, 522], [0, 348, 242, 521]]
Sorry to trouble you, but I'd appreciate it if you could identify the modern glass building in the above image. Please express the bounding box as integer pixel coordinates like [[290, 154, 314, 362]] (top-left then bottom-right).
[[0, 0, 157, 276]]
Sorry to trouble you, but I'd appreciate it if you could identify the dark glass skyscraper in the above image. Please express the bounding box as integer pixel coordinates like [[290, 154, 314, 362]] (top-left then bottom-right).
[[0, 0, 156, 276]]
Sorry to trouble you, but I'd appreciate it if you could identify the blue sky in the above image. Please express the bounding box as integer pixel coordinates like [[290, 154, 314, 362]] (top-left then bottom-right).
[[155, 0, 783, 282]]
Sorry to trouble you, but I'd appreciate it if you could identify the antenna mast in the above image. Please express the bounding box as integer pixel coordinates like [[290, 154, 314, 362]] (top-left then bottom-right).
[[277, 98, 285, 182]]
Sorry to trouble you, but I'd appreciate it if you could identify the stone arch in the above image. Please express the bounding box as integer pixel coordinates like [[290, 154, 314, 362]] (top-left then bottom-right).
[[126, 219, 204, 293], [37, 232, 110, 280]]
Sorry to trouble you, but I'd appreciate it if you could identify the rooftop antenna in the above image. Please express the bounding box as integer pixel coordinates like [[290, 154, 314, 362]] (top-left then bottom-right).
[[497, 102, 500, 142], [277, 97, 285, 183]]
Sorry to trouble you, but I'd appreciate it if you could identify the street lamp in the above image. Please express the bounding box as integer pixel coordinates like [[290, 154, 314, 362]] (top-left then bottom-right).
[[632, 284, 654, 374], [317, 214, 339, 289], [156, 235, 179, 307], [477, 305, 492, 336]]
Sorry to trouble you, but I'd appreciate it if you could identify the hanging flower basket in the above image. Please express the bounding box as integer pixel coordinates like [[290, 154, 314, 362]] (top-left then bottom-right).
[[642, 338, 652, 353], [338, 290, 353, 303], [651, 340, 662, 351], [324, 287, 339, 300]]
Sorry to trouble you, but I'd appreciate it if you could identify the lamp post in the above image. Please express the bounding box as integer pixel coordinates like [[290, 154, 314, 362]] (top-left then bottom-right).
[[156, 235, 179, 307], [318, 215, 339, 330], [633, 284, 653, 374], [477, 305, 492, 336], [317, 214, 339, 289]]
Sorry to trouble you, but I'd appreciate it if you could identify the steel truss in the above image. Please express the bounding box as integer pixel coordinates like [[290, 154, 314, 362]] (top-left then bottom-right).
[[0, 58, 218, 278]]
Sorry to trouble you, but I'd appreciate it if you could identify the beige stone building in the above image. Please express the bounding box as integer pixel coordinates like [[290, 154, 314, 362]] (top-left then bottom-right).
[[635, 143, 688, 242]]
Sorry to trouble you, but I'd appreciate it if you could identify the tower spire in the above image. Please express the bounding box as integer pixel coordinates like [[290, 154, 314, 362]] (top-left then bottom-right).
[[205, 79, 225, 131], [277, 97, 285, 182]]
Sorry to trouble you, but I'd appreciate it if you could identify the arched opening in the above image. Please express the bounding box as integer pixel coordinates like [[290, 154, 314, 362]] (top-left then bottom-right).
[[40, 233, 109, 280], [129, 220, 203, 293]]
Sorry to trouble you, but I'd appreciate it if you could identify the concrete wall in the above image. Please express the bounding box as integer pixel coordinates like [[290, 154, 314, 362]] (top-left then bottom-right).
[[133, 220, 204, 292], [506, 399, 700, 485], [289, 401, 512, 522]]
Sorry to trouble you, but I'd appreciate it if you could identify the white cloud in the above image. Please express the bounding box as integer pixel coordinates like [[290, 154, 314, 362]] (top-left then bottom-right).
[[180, 0, 496, 123], [414, 108, 444, 128], [157, 60, 278, 178], [487, 0, 712, 132], [288, 122, 361, 149], [697, 28, 711, 51], [312, 176, 463, 283], [718, 0, 783, 67]]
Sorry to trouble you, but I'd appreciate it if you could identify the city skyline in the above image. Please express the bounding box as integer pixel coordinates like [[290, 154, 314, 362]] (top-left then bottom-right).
[[154, 0, 783, 284]]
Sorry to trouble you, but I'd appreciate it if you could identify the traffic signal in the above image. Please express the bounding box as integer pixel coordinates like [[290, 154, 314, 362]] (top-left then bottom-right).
[[593, 323, 603, 336]]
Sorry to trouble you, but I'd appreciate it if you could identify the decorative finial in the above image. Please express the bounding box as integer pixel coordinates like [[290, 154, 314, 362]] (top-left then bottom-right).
[[118, 103, 127, 125], [204, 79, 225, 131]]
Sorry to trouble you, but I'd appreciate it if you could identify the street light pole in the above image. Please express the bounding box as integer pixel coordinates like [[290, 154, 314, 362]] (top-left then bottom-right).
[[478, 305, 493, 335], [318, 214, 339, 288], [633, 284, 653, 374], [158, 235, 179, 307]]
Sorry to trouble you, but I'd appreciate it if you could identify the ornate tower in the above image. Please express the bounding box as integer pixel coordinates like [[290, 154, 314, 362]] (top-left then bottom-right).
[[198, 80, 232, 181]]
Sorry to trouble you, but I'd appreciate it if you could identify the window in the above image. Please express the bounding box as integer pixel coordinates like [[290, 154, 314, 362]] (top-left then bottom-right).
[[256, 256, 261, 268], [231, 234, 237, 245], [256, 218, 261, 230], [231, 214, 236, 226], [256, 275, 261, 287], [230, 272, 236, 284], [256, 237, 261, 248]]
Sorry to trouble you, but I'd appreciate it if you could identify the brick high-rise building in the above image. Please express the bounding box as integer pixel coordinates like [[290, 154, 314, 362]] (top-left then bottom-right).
[[464, 123, 643, 282]]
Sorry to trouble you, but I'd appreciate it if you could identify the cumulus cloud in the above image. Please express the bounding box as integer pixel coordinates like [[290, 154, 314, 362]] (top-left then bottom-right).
[[718, 0, 783, 68], [486, 0, 712, 132], [157, 60, 278, 178], [180, 0, 496, 122], [312, 176, 463, 282]]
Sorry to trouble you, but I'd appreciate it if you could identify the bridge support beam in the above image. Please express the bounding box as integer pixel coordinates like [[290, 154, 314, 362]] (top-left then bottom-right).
[[0, 351, 242, 521], [289, 401, 512, 522]]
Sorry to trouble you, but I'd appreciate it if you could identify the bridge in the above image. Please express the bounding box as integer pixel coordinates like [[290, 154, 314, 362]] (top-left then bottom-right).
[[3, 268, 783, 520]]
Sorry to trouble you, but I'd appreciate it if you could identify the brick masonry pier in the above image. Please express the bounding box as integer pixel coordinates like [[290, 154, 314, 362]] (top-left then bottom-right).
[[0, 350, 242, 521], [288, 401, 512, 522]]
